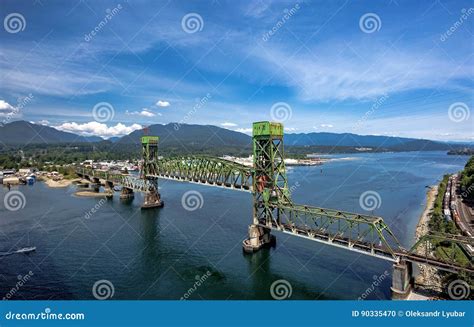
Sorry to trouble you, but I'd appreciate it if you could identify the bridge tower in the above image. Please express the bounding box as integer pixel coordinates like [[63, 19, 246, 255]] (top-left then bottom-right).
[[243, 121, 291, 253], [140, 136, 163, 209]]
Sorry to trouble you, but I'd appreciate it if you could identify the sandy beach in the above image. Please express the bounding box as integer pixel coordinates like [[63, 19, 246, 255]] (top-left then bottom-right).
[[39, 176, 109, 197], [414, 185, 443, 293], [43, 178, 74, 188], [74, 191, 110, 198], [328, 157, 359, 162], [415, 185, 438, 239]]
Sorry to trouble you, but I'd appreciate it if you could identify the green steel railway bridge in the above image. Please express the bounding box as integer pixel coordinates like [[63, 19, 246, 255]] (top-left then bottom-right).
[[76, 121, 473, 299]]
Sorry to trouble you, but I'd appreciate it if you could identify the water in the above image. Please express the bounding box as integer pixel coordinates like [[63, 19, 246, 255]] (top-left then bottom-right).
[[0, 152, 469, 300]]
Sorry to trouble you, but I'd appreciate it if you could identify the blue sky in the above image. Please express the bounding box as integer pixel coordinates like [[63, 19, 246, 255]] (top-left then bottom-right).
[[0, 0, 473, 140]]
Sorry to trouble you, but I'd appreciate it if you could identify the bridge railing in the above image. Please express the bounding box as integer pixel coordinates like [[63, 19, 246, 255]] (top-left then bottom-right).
[[258, 200, 402, 260], [261, 202, 473, 272], [75, 167, 154, 192], [75, 167, 123, 182], [146, 156, 253, 191]]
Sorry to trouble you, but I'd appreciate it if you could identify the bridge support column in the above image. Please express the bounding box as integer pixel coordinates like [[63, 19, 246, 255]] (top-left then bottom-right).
[[243, 224, 275, 253], [141, 188, 163, 209], [89, 177, 101, 192], [120, 187, 134, 200], [89, 184, 100, 192], [77, 181, 89, 188], [391, 260, 413, 299], [104, 181, 114, 198]]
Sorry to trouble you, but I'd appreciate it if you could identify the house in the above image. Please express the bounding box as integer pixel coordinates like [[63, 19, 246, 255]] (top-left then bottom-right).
[[0, 169, 16, 177], [19, 168, 33, 175]]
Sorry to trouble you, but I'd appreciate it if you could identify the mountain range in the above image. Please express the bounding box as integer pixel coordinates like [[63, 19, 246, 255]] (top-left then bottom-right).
[[117, 123, 250, 148], [0, 120, 469, 152], [0, 121, 102, 145], [283, 132, 455, 151]]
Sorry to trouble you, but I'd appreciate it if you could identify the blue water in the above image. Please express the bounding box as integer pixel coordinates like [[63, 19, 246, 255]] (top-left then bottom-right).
[[0, 152, 469, 300]]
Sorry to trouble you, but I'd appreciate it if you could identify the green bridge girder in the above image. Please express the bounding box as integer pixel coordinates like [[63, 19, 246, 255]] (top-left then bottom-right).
[[76, 169, 155, 193], [266, 203, 402, 258], [146, 156, 253, 191], [74, 121, 474, 274]]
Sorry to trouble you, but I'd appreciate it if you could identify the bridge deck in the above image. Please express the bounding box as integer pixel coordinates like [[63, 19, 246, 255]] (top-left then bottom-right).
[[147, 156, 253, 191], [149, 174, 253, 192], [265, 222, 474, 273], [76, 166, 473, 274]]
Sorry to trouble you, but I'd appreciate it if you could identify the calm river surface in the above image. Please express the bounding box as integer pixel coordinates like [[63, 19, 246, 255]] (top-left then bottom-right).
[[0, 152, 469, 300]]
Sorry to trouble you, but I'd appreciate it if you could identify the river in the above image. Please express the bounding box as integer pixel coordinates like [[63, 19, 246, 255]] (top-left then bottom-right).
[[0, 151, 469, 300]]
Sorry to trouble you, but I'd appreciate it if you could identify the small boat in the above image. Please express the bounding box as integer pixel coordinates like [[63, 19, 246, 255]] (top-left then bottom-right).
[[16, 246, 36, 254], [0, 246, 36, 257]]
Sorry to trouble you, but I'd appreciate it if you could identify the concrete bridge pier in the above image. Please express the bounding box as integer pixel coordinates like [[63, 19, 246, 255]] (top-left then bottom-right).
[[89, 177, 101, 192], [76, 180, 89, 188], [141, 189, 163, 209], [120, 187, 134, 200], [89, 184, 100, 192], [104, 181, 114, 198], [242, 224, 275, 253], [391, 260, 414, 299]]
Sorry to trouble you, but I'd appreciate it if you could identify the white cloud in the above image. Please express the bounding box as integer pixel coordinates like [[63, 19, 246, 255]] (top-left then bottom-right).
[[320, 124, 333, 128], [221, 122, 237, 127], [285, 127, 298, 132], [253, 42, 473, 101], [0, 100, 16, 116], [244, 2, 272, 18], [235, 128, 252, 134], [156, 100, 170, 107], [37, 120, 50, 126], [0, 49, 113, 96], [139, 110, 155, 117], [126, 109, 159, 117], [0, 100, 14, 111], [54, 121, 142, 138]]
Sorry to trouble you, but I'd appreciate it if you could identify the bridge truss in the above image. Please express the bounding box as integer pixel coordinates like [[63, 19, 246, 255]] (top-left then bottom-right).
[[147, 156, 252, 191], [75, 121, 474, 278]]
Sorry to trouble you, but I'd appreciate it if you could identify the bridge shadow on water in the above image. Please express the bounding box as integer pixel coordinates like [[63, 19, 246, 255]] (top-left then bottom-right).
[[243, 246, 333, 300]]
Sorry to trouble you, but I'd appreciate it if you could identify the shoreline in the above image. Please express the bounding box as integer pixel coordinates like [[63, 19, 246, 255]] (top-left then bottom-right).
[[413, 185, 443, 295], [40, 177, 83, 188], [223, 156, 360, 167], [415, 185, 438, 240], [74, 191, 109, 198], [39, 177, 109, 197], [43, 178, 74, 188]]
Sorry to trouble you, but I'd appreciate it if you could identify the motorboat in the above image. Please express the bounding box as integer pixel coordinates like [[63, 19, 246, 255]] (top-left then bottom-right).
[[16, 246, 36, 254], [0, 246, 36, 256]]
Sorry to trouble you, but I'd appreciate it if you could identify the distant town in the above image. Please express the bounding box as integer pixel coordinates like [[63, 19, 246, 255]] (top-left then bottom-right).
[[0, 154, 329, 187]]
